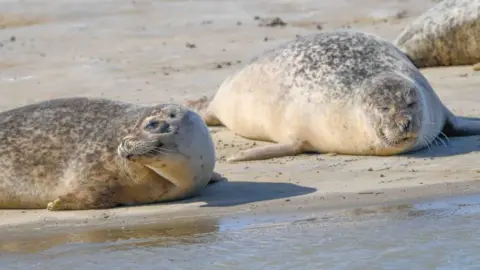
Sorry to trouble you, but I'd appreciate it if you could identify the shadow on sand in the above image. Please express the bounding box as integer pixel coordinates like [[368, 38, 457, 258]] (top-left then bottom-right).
[[177, 136, 480, 207], [296, 135, 480, 159], [405, 136, 480, 158], [181, 180, 317, 207]]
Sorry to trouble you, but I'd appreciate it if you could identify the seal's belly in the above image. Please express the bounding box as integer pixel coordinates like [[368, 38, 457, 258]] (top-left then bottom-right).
[[300, 108, 380, 155], [212, 89, 288, 142], [214, 91, 381, 154]]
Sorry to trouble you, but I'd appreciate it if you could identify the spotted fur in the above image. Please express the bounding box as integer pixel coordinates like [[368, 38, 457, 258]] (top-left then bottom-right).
[[186, 30, 480, 162], [0, 97, 216, 210], [394, 0, 480, 68]]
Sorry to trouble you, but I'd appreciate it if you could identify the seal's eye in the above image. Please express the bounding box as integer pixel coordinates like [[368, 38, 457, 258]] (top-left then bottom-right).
[[145, 120, 160, 130], [407, 102, 416, 108], [379, 107, 390, 112]]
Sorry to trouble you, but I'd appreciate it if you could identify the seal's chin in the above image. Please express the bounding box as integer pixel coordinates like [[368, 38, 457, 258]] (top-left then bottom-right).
[[377, 128, 418, 148]]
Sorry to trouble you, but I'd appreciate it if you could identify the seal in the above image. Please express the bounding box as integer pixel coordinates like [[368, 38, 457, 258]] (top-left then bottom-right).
[[473, 62, 480, 71], [186, 30, 480, 162], [394, 0, 480, 68], [0, 97, 219, 210]]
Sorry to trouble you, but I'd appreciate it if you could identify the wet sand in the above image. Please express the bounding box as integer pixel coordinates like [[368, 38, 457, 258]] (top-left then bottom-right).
[[0, 0, 480, 234], [3, 194, 480, 269]]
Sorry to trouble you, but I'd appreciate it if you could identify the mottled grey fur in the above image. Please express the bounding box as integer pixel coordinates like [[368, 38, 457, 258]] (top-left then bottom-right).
[[258, 30, 418, 100], [186, 30, 480, 162], [394, 0, 480, 68], [0, 97, 216, 210]]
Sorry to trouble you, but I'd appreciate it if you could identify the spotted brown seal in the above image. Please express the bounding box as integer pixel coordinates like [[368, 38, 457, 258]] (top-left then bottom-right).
[[0, 97, 219, 210]]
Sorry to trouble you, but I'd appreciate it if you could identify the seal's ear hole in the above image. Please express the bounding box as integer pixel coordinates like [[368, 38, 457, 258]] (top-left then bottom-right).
[[169, 112, 176, 118], [407, 102, 416, 108]]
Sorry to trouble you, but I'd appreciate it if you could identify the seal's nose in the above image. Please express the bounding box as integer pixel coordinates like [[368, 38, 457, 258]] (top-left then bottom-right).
[[119, 148, 133, 160], [397, 117, 412, 133], [118, 139, 134, 160], [159, 122, 171, 133], [402, 119, 411, 132], [396, 113, 412, 133]]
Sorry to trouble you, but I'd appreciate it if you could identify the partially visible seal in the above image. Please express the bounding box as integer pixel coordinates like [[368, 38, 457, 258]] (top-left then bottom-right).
[[0, 97, 219, 210], [186, 30, 480, 162], [473, 62, 480, 71], [394, 0, 480, 68]]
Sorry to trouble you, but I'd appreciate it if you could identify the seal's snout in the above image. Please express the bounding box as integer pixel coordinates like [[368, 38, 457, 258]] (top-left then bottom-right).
[[402, 119, 411, 132], [118, 137, 136, 160], [395, 112, 414, 134], [397, 117, 412, 133], [118, 146, 131, 160]]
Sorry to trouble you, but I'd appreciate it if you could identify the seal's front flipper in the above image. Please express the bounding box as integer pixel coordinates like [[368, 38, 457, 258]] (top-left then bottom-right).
[[227, 142, 305, 162], [443, 115, 480, 137], [47, 184, 117, 211]]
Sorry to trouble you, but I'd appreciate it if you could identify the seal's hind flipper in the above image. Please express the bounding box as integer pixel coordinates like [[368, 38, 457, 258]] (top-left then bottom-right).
[[227, 142, 305, 162], [184, 95, 222, 126], [443, 115, 480, 137]]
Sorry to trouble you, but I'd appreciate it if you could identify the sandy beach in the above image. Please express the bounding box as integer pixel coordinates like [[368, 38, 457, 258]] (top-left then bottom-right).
[[1, 0, 480, 235]]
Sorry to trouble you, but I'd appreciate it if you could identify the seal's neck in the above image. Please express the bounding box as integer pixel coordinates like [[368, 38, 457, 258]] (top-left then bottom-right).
[[144, 159, 199, 190], [115, 159, 161, 186]]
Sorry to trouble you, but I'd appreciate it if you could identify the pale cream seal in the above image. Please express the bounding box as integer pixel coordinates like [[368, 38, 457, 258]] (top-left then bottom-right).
[[186, 30, 480, 162]]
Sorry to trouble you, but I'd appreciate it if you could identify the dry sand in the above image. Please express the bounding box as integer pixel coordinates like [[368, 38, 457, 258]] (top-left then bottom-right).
[[0, 0, 480, 233]]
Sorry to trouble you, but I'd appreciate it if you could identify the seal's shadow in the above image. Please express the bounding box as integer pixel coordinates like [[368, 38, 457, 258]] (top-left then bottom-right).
[[405, 135, 480, 158], [181, 180, 316, 207]]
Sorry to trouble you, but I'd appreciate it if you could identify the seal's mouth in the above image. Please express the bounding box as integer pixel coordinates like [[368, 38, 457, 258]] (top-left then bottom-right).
[[385, 135, 417, 147], [118, 146, 132, 160], [390, 136, 414, 145], [118, 140, 166, 161], [378, 130, 416, 147]]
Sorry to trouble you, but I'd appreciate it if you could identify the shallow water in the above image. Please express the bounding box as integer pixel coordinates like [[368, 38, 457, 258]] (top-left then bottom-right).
[[2, 195, 480, 269]]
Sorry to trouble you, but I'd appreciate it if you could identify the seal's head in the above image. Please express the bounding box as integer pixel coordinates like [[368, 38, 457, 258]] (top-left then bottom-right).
[[359, 73, 423, 154], [117, 104, 215, 187]]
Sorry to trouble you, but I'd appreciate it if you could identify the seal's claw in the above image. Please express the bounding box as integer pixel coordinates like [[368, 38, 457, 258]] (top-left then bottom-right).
[[47, 198, 63, 211], [47, 196, 79, 211]]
